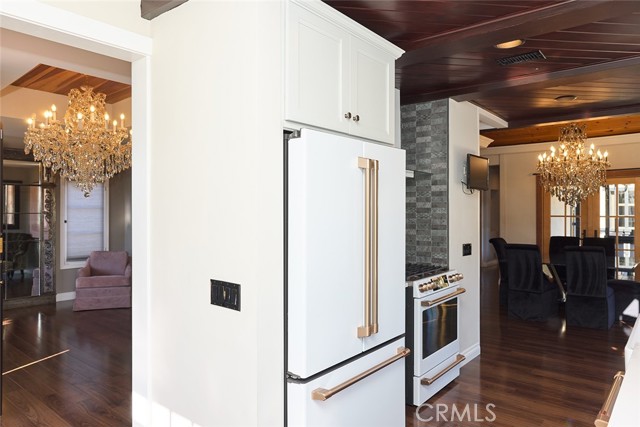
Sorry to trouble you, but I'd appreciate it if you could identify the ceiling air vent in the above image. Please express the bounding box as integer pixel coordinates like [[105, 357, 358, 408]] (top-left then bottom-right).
[[496, 50, 546, 66]]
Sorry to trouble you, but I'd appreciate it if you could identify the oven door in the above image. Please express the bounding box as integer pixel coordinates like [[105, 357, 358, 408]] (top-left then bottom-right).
[[413, 287, 464, 376]]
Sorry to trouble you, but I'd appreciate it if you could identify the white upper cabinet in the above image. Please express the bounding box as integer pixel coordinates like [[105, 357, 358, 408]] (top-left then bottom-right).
[[285, 1, 404, 145]]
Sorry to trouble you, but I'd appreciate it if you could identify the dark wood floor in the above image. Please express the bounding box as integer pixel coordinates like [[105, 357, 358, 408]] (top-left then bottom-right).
[[1, 301, 131, 426], [406, 265, 633, 427], [0, 268, 633, 426]]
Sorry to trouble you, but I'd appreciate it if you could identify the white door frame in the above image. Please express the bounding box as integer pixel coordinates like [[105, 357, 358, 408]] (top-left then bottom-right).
[[0, 2, 152, 425]]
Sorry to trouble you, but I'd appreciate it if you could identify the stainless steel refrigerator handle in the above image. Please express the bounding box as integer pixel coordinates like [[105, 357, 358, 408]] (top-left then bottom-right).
[[311, 347, 411, 401], [371, 160, 379, 334], [595, 371, 625, 427], [358, 157, 373, 338]]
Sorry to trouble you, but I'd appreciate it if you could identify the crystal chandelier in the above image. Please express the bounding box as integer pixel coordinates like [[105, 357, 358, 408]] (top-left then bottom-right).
[[24, 86, 131, 196], [537, 123, 610, 206]]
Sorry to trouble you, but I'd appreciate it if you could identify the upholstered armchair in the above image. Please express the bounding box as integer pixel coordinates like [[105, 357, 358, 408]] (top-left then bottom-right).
[[505, 243, 559, 321], [548, 235, 580, 285], [73, 251, 132, 311], [489, 237, 509, 307], [565, 246, 615, 329]]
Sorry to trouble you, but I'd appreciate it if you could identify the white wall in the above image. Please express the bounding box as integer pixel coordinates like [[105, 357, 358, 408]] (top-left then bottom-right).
[[148, 2, 283, 426], [42, 0, 151, 36], [448, 99, 481, 360], [482, 133, 640, 244]]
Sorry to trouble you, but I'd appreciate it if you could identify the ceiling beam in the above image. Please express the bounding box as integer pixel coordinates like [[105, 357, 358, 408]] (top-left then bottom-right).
[[507, 103, 640, 129], [397, 0, 640, 68], [400, 55, 640, 105], [141, 0, 188, 20], [482, 114, 640, 147]]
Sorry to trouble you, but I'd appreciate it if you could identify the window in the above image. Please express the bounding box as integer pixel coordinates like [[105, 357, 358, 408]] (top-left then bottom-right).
[[61, 180, 109, 269], [549, 196, 581, 238], [595, 181, 636, 279], [538, 171, 640, 278]]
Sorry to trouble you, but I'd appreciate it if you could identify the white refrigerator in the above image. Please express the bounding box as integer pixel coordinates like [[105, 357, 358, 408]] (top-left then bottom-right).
[[287, 128, 407, 426]]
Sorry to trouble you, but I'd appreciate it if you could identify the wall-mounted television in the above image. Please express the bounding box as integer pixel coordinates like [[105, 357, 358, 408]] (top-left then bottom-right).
[[466, 154, 489, 191]]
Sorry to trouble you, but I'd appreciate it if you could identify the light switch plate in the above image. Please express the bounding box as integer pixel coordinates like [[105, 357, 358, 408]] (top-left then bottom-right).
[[210, 279, 241, 311], [463, 243, 472, 256]]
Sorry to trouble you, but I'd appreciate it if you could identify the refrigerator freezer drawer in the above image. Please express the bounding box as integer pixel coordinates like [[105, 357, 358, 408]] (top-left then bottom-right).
[[288, 337, 406, 427]]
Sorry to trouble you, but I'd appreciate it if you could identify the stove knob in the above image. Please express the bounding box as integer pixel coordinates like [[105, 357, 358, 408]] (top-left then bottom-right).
[[419, 283, 436, 292]]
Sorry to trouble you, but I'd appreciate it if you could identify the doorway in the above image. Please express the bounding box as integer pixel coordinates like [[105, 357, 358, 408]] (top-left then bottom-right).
[[0, 3, 151, 421], [481, 164, 501, 267]]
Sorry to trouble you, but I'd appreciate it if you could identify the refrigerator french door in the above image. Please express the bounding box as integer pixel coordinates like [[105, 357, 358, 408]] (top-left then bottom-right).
[[287, 128, 407, 426]]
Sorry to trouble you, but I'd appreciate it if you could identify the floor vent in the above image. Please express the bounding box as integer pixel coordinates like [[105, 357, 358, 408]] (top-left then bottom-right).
[[496, 50, 546, 66]]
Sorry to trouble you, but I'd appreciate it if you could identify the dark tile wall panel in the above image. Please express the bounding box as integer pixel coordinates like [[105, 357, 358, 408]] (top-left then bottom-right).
[[401, 99, 449, 267]]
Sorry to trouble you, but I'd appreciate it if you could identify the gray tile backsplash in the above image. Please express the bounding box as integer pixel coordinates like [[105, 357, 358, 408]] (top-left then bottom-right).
[[402, 99, 449, 267]]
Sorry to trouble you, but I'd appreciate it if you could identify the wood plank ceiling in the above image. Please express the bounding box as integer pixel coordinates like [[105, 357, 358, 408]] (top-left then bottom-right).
[[324, 0, 640, 146], [11, 64, 131, 104]]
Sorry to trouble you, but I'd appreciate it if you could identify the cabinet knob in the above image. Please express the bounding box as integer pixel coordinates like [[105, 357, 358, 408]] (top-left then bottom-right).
[[353, 115, 360, 122], [344, 112, 352, 119]]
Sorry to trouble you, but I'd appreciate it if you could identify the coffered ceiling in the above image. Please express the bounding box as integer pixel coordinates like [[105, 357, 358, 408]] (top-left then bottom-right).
[[11, 64, 131, 104], [325, 0, 640, 146], [0, 28, 131, 149]]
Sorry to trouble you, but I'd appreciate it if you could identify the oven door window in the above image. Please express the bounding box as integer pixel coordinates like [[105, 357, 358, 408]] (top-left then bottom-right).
[[422, 297, 458, 359]]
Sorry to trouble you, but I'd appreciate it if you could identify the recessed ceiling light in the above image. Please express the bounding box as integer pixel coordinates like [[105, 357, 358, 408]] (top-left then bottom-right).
[[555, 95, 578, 102], [494, 39, 525, 49]]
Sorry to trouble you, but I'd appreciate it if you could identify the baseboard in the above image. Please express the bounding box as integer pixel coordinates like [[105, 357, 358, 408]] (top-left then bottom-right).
[[460, 343, 481, 366], [56, 291, 76, 302], [481, 259, 498, 268], [4, 294, 56, 310]]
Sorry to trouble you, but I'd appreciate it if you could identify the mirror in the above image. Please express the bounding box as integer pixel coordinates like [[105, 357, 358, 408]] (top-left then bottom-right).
[[2, 160, 55, 300]]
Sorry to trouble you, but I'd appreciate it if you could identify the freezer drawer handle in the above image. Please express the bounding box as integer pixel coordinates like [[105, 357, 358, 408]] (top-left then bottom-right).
[[595, 371, 625, 427], [421, 354, 466, 386], [421, 287, 466, 307], [357, 157, 379, 338], [311, 347, 410, 401]]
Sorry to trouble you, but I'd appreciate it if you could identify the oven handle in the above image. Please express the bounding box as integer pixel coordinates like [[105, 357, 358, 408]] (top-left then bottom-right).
[[421, 354, 466, 386], [421, 287, 466, 307], [311, 347, 411, 401], [595, 371, 625, 427]]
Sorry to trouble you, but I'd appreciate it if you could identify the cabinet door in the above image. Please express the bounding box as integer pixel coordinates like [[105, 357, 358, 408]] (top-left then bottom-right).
[[362, 142, 405, 351], [288, 129, 364, 378], [349, 37, 395, 144], [286, 3, 350, 134]]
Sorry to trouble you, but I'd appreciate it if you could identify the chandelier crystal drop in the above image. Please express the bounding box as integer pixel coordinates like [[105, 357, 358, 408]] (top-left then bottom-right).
[[24, 86, 132, 196], [536, 123, 610, 206]]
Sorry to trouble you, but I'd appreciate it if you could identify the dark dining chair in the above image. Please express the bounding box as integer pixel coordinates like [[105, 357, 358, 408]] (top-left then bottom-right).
[[565, 246, 615, 329], [505, 244, 559, 321], [582, 236, 616, 279], [489, 237, 509, 307], [548, 235, 580, 285]]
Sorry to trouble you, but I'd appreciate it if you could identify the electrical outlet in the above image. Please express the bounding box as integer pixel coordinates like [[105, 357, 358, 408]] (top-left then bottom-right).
[[463, 243, 472, 256], [211, 279, 241, 311]]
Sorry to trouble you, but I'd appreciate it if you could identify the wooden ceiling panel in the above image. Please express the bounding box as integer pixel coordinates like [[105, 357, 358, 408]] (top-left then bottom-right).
[[325, 0, 640, 138], [11, 64, 131, 104], [325, 0, 557, 49]]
